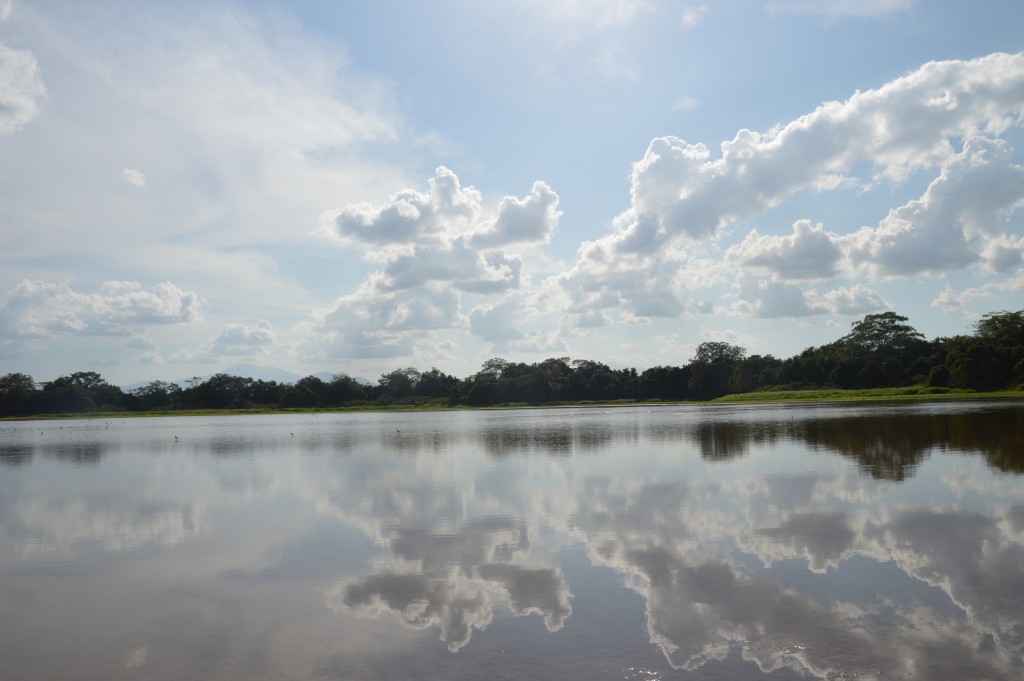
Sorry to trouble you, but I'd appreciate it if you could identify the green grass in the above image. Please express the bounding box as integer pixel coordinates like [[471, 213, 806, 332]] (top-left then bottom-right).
[[710, 386, 1016, 404]]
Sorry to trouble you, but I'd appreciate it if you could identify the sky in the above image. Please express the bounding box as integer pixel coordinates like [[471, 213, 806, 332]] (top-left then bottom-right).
[[2, 0, 1024, 387]]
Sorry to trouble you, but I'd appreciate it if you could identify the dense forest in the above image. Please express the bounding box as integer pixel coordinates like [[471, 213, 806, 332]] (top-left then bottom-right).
[[1, 310, 1022, 417]]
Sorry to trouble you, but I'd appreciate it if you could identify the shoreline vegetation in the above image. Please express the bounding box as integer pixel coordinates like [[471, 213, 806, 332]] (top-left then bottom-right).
[[2, 310, 1023, 420]]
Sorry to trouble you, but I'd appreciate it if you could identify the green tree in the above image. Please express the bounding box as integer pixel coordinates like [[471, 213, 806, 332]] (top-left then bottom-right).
[[41, 372, 125, 412], [377, 367, 421, 399], [128, 380, 180, 411], [688, 342, 746, 400], [0, 373, 37, 416], [328, 373, 367, 403]]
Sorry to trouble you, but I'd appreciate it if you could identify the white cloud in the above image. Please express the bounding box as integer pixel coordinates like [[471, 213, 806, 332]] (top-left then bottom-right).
[[0, 42, 46, 134], [120, 168, 146, 187], [733, 273, 822, 319], [469, 299, 526, 345], [468, 181, 561, 248], [303, 168, 562, 361], [0, 0, 12, 22], [0, 280, 202, 338], [818, 284, 887, 315], [846, 136, 1024, 277], [679, 5, 709, 30], [323, 167, 481, 247], [613, 53, 1024, 251], [728, 220, 843, 281], [930, 269, 1024, 316], [377, 240, 523, 294], [557, 53, 1024, 331], [203, 319, 277, 357], [300, 283, 466, 362]]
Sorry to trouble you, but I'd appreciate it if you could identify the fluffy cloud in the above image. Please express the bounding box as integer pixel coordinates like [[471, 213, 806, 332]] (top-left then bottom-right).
[[377, 240, 523, 294], [614, 53, 1024, 251], [819, 283, 887, 315], [733, 273, 822, 318], [468, 181, 561, 248], [0, 280, 201, 337], [308, 169, 560, 361], [202, 320, 276, 357], [847, 136, 1024, 277], [300, 283, 465, 362], [556, 53, 1024, 329], [728, 220, 843, 281], [323, 167, 481, 247], [322, 167, 560, 252], [0, 42, 46, 135]]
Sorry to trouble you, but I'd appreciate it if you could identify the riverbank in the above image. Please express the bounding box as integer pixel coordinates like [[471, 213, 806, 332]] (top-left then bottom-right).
[[4, 387, 1024, 421]]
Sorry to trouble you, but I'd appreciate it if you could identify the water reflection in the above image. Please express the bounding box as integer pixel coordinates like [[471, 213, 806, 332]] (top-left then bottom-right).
[[0, 402, 1022, 680]]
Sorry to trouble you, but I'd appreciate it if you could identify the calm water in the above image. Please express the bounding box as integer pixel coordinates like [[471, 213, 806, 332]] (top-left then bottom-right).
[[1, 401, 1022, 680]]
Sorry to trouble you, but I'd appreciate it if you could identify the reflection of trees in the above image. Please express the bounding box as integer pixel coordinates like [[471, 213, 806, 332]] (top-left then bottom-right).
[[948, 408, 1024, 474], [0, 445, 32, 466], [478, 422, 621, 457], [692, 421, 756, 461], [45, 443, 104, 466], [797, 407, 1024, 480], [799, 414, 935, 481]]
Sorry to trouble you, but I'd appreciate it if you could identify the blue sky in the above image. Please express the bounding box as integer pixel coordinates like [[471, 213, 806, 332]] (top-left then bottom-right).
[[2, 0, 1024, 386]]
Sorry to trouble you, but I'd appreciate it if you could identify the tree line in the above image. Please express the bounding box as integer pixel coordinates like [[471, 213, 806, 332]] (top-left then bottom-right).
[[1, 310, 1022, 417]]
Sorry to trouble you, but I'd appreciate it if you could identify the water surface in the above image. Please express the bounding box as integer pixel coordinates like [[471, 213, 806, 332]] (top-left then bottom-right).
[[1, 401, 1022, 680]]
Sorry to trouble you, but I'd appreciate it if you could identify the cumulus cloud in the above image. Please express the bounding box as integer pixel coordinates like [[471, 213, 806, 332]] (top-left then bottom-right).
[[468, 181, 561, 248], [469, 298, 526, 345], [323, 167, 481, 247], [0, 280, 202, 337], [299, 282, 466, 362], [0, 42, 46, 135], [819, 283, 887, 315], [556, 52, 1024, 329], [0, 0, 11, 22], [377, 240, 523, 294], [846, 136, 1024, 277], [309, 169, 560, 361], [619, 53, 1024, 249], [202, 320, 276, 357], [728, 220, 843, 280], [733, 273, 822, 318]]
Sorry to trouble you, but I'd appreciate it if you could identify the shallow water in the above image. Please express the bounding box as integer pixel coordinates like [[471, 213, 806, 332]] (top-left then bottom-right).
[[1, 401, 1022, 680]]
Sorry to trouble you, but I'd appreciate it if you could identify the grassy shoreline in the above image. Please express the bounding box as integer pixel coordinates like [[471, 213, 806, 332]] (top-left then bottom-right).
[[3, 387, 1023, 421]]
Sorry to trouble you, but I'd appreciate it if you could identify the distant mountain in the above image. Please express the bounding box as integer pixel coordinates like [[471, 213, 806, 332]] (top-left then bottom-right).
[[222, 363, 302, 384]]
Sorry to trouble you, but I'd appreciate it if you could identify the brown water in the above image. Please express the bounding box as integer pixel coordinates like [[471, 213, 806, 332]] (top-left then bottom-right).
[[1, 400, 1022, 680]]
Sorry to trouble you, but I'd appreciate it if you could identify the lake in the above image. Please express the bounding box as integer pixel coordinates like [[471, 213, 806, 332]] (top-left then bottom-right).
[[1, 401, 1022, 680]]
